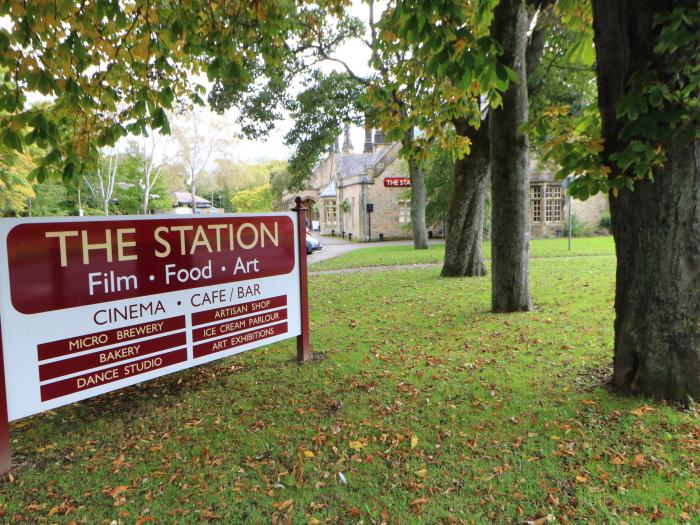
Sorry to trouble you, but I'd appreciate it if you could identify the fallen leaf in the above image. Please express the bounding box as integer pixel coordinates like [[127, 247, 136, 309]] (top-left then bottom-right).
[[303, 450, 315, 458], [272, 499, 293, 511], [106, 485, 130, 498], [630, 405, 655, 416], [411, 435, 419, 449], [630, 454, 645, 468], [349, 440, 365, 451], [610, 454, 627, 465]]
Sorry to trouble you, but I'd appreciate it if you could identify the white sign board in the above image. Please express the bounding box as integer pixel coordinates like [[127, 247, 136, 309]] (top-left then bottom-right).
[[0, 213, 302, 421]]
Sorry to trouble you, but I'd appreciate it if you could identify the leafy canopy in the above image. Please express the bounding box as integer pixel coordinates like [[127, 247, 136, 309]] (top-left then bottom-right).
[[231, 184, 273, 213], [0, 0, 302, 182], [531, 3, 699, 199]]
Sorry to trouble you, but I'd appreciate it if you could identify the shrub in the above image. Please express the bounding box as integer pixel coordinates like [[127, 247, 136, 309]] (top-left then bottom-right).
[[564, 214, 583, 237]]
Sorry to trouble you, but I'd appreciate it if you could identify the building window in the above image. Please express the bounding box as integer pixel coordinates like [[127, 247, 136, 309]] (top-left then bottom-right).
[[324, 199, 337, 225], [398, 200, 411, 223], [530, 185, 542, 223], [545, 185, 563, 222]]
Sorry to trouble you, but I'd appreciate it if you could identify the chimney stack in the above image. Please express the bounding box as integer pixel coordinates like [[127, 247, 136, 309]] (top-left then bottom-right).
[[341, 123, 354, 153], [363, 119, 374, 153], [373, 129, 385, 149]]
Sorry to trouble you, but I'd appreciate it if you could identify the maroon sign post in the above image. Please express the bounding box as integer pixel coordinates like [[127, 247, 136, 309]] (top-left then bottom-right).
[[293, 197, 311, 362], [0, 325, 10, 476], [0, 205, 312, 476]]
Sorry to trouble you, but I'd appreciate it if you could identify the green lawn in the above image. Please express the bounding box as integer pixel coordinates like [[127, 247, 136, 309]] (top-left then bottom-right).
[[311, 236, 616, 271], [2, 253, 698, 524]]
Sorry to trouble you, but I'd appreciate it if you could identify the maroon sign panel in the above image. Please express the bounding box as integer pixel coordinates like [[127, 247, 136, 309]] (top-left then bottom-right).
[[384, 177, 412, 188], [6, 216, 295, 314]]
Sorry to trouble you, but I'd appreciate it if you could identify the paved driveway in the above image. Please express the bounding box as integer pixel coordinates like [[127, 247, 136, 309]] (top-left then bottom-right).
[[307, 234, 362, 264], [307, 233, 443, 265]]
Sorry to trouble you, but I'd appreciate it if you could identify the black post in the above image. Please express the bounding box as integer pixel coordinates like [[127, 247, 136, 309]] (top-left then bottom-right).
[[366, 203, 373, 242]]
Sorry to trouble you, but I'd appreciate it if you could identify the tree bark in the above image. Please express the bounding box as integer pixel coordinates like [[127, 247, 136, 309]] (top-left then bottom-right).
[[190, 179, 196, 214], [142, 186, 150, 215], [404, 129, 429, 250], [592, 0, 700, 401], [441, 118, 489, 277], [489, 0, 532, 312]]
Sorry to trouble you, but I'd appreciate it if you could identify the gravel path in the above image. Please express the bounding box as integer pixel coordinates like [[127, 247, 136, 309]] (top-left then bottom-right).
[[308, 253, 615, 276], [309, 263, 441, 276]]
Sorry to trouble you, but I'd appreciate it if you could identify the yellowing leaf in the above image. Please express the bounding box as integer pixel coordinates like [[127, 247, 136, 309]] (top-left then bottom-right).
[[575, 475, 588, 483], [630, 405, 655, 416], [411, 435, 419, 449], [303, 450, 315, 458], [349, 440, 365, 451], [415, 468, 428, 478]]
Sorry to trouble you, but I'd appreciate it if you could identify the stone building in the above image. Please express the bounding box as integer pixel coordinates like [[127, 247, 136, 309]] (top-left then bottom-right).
[[280, 124, 415, 241], [280, 126, 609, 241], [529, 163, 609, 237]]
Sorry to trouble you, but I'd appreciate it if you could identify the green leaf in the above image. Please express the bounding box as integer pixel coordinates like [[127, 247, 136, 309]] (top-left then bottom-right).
[[152, 107, 170, 134], [3, 129, 23, 152], [648, 88, 663, 108], [494, 63, 510, 90], [62, 162, 75, 182], [563, 32, 595, 67]]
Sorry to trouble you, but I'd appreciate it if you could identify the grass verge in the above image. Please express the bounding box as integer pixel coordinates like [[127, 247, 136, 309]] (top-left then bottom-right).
[[1, 253, 697, 524], [311, 236, 615, 271]]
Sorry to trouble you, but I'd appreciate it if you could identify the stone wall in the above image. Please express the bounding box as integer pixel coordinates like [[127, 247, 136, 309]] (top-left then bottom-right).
[[572, 192, 609, 231], [366, 160, 412, 240]]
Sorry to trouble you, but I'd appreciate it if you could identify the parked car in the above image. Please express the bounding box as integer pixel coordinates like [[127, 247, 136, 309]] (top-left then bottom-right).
[[306, 232, 322, 254]]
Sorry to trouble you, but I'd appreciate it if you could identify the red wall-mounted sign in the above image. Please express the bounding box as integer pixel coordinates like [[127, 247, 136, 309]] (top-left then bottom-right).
[[384, 177, 412, 187], [0, 205, 312, 476]]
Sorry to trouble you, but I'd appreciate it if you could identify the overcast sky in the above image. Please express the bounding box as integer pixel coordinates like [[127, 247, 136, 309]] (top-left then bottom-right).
[[172, 0, 376, 165]]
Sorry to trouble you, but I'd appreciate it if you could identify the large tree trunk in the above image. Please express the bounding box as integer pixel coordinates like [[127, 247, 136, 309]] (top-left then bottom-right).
[[489, 0, 532, 312], [441, 119, 489, 277], [592, 0, 700, 401], [404, 130, 429, 250]]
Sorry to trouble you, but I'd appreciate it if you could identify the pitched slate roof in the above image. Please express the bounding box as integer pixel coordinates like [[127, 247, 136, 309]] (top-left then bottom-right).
[[335, 144, 400, 180], [319, 181, 337, 198]]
